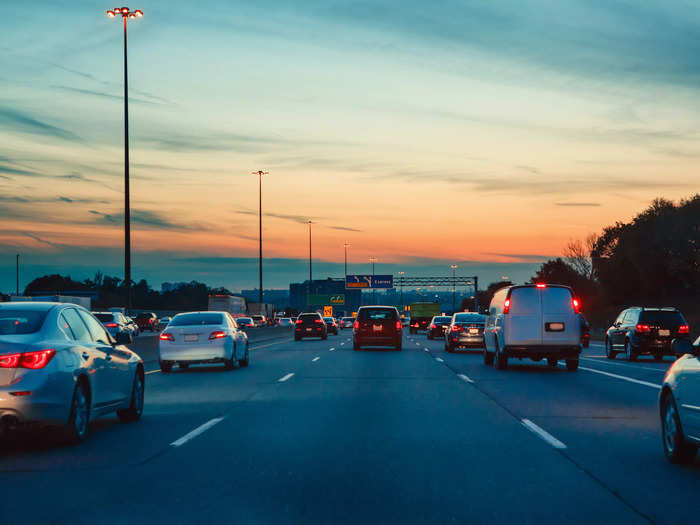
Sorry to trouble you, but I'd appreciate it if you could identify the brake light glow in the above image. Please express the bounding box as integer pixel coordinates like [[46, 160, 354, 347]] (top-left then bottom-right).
[[396, 321, 402, 330], [104, 323, 118, 328], [503, 299, 511, 314], [314, 319, 322, 324], [452, 325, 463, 332], [536, 283, 547, 288], [9, 391, 31, 396], [353, 321, 359, 330], [0, 353, 21, 368], [636, 324, 651, 333], [678, 325, 690, 335], [429, 324, 436, 329], [159, 332, 175, 341], [209, 331, 227, 340], [572, 298, 581, 313], [296, 319, 303, 325], [0, 349, 56, 369]]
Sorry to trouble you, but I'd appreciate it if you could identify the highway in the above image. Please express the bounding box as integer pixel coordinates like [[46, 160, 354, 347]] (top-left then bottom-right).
[[1, 330, 698, 524]]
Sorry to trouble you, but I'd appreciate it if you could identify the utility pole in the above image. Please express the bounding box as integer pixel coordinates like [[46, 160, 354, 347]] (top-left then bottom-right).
[[343, 241, 350, 279], [252, 170, 268, 306], [473, 276, 479, 313], [451, 264, 458, 313], [369, 257, 377, 303], [398, 271, 405, 311], [308, 220, 313, 298], [16, 254, 19, 296]]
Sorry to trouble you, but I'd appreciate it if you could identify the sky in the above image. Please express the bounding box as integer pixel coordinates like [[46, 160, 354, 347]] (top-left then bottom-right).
[[1, 0, 699, 293]]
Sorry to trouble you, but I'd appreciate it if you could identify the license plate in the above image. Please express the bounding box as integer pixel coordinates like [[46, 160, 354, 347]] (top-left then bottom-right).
[[469, 328, 479, 335], [184, 334, 198, 342], [547, 322, 565, 332], [306, 328, 312, 332], [373, 324, 383, 332], [659, 329, 670, 336]]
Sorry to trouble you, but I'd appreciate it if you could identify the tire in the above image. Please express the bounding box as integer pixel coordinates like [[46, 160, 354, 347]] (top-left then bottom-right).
[[624, 340, 636, 361], [160, 360, 173, 373], [117, 371, 144, 423], [224, 344, 237, 370], [322, 333, 327, 340], [353, 340, 360, 351], [295, 336, 301, 341], [446, 343, 454, 353], [427, 333, 432, 340], [494, 338, 508, 370], [547, 358, 558, 368], [565, 359, 579, 371], [661, 392, 698, 464], [483, 349, 494, 365], [66, 381, 90, 444], [605, 339, 616, 360], [239, 344, 250, 367]]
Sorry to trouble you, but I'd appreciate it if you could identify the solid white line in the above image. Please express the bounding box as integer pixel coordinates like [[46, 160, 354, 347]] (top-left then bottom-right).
[[312, 357, 320, 362], [171, 417, 225, 447], [278, 373, 295, 382], [251, 340, 288, 350], [580, 357, 668, 373], [458, 374, 474, 384], [435, 357, 444, 363], [521, 419, 567, 449], [145, 369, 160, 375], [579, 366, 661, 389]]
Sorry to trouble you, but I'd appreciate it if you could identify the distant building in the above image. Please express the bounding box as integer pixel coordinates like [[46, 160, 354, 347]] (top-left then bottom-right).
[[289, 278, 362, 316], [240, 289, 290, 309]]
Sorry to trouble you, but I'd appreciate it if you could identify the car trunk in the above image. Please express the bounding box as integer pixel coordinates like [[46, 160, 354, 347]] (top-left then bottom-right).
[[0, 339, 32, 387]]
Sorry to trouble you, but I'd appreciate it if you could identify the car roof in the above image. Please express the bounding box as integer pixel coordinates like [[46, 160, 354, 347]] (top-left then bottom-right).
[[0, 301, 62, 312], [358, 305, 396, 309]]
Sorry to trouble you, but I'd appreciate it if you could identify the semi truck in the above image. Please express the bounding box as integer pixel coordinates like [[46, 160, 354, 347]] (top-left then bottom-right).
[[408, 302, 441, 334], [207, 294, 246, 316]]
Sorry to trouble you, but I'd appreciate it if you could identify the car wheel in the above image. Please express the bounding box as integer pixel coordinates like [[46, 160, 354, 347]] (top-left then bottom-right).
[[565, 359, 579, 371], [322, 333, 327, 340], [605, 339, 616, 359], [160, 360, 173, 373], [661, 392, 698, 464], [494, 338, 508, 370], [483, 349, 494, 365], [446, 343, 453, 353], [225, 344, 237, 370], [239, 344, 250, 367], [547, 358, 558, 368], [624, 340, 636, 361], [66, 381, 90, 444], [117, 371, 144, 423]]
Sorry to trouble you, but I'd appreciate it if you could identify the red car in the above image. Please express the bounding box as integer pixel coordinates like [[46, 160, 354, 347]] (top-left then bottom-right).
[[353, 306, 402, 351], [135, 312, 159, 332]]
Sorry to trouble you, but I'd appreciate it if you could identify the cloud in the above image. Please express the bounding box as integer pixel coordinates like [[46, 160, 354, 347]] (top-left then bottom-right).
[[236, 210, 318, 224], [89, 209, 201, 231], [484, 253, 554, 262], [554, 202, 601, 207], [327, 225, 363, 232], [50, 85, 166, 106], [0, 106, 80, 141]]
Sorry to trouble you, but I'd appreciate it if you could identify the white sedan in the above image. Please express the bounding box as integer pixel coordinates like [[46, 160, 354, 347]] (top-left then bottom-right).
[[158, 312, 249, 372]]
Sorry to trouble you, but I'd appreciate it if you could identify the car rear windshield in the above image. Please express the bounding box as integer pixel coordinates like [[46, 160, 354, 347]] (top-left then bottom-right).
[[639, 310, 686, 326], [94, 313, 114, 322], [434, 316, 451, 323], [323, 317, 334, 322], [453, 313, 486, 324], [169, 313, 224, 326], [237, 318, 253, 323], [358, 309, 397, 321], [299, 314, 320, 322], [0, 310, 48, 335]]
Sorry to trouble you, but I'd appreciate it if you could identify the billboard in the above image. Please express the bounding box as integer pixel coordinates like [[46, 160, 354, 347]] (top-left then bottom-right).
[[345, 275, 394, 289]]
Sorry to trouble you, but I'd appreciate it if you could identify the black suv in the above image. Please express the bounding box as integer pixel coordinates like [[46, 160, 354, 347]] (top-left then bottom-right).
[[605, 307, 691, 361], [294, 312, 327, 341], [353, 306, 402, 351]]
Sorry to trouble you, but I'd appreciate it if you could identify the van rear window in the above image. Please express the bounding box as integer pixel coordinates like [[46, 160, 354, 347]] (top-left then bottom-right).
[[541, 287, 574, 313], [508, 287, 541, 315]]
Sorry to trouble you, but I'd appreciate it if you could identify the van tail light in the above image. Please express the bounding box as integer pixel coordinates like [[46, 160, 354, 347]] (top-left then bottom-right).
[[396, 321, 402, 330], [635, 324, 651, 334], [452, 325, 463, 332], [0, 349, 56, 369], [353, 321, 359, 330], [209, 331, 227, 340], [503, 299, 511, 314], [104, 323, 118, 328], [572, 298, 581, 314], [160, 332, 175, 341], [678, 325, 690, 335], [314, 319, 322, 324]]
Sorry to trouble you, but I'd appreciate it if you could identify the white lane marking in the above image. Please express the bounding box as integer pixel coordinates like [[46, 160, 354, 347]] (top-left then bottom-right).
[[424, 348, 429, 352], [579, 366, 661, 389], [145, 369, 160, 375], [435, 357, 444, 363], [580, 357, 669, 373], [251, 340, 289, 350], [416, 342, 420, 346], [312, 356, 320, 362], [329, 347, 336, 352], [521, 419, 567, 450], [278, 373, 295, 382], [340, 342, 345, 346], [458, 374, 474, 384], [171, 417, 225, 447]]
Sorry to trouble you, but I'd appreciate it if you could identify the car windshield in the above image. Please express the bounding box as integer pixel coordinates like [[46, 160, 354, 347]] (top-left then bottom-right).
[[434, 316, 451, 323], [94, 313, 114, 322], [639, 310, 686, 325], [0, 309, 48, 335], [169, 313, 224, 326], [323, 317, 334, 323], [453, 313, 486, 324], [237, 318, 253, 323], [358, 309, 396, 320]]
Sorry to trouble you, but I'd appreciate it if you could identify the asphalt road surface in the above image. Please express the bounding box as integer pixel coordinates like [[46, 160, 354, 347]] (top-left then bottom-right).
[[1, 330, 698, 524]]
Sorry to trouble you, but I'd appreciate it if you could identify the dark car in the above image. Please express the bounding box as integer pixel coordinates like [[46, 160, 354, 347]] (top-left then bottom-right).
[[353, 306, 402, 351], [445, 312, 486, 352], [93, 311, 134, 344], [236, 317, 255, 330], [135, 312, 159, 332], [427, 316, 452, 340], [323, 317, 339, 335], [294, 313, 327, 341], [605, 307, 691, 361]]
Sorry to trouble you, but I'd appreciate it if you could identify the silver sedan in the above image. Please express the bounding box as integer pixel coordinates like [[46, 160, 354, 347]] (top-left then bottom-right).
[[0, 302, 145, 443]]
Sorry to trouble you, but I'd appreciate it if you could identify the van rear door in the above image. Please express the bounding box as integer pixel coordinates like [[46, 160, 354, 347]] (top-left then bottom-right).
[[506, 287, 541, 346], [541, 287, 579, 346]]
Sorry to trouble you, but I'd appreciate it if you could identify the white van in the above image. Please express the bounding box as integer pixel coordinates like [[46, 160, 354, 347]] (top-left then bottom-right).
[[483, 284, 582, 371]]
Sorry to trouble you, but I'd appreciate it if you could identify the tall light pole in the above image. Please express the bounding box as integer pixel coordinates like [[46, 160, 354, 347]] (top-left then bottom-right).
[[252, 170, 268, 306], [343, 241, 350, 279], [369, 257, 377, 303], [451, 264, 458, 313], [308, 221, 313, 298], [398, 271, 405, 311], [107, 6, 143, 311]]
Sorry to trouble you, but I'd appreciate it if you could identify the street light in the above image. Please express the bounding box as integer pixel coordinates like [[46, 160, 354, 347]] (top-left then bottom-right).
[[398, 271, 405, 311], [252, 170, 268, 306], [106, 6, 143, 311], [451, 264, 458, 313], [343, 241, 350, 279], [369, 257, 377, 303], [308, 220, 313, 297]]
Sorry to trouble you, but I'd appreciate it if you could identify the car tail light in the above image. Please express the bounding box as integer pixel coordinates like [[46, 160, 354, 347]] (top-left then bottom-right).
[[104, 323, 118, 328], [296, 319, 303, 325], [396, 321, 401, 330], [314, 319, 322, 324], [209, 331, 227, 340], [678, 325, 690, 335], [429, 324, 436, 329], [159, 332, 175, 341], [0, 353, 21, 368], [452, 325, 463, 332], [504, 299, 511, 314], [353, 321, 359, 330], [19, 349, 56, 369], [572, 298, 581, 314], [636, 324, 651, 334]]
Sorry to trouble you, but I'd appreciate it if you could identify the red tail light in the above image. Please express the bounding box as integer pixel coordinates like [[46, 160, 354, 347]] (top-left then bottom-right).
[[104, 323, 118, 328], [296, 319, 303, 325], [636, 324, 651, 333], [209, 331, 227, 340], [314, 319, 322, 324], [353, 321, 359, 330], [452, 325, 463, 332], [572, 298, 581, 314], [429, 324, 436, 329], [504, 299, 511, 314], [0, 349, 55, 369], [536, 283, 547, 288], [396, 321, 401, 330], [160, 332, 175, 341], [678, 325, 690, 335]]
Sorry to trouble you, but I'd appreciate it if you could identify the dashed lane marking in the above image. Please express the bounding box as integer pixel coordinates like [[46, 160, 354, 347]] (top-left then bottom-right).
[[435, 357, 444, 363], [578, 366, 661, 389], [278, 373, 295, 382], [521, 419, 567, 450], [171, 417, 225, 447], [312, 356, 320, 362], [145, 369, 160, 375], [457, 374, 474, 384]]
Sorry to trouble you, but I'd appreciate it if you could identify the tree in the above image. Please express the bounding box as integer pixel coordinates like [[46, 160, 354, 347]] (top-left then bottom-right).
[[530, 258, 599, 311], [564, 233, 597, 280]]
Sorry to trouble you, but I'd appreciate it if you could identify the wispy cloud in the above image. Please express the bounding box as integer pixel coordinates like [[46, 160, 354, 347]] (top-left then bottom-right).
[[89, 209, 203, 231], [554, 202, 601, 207], [0, 106, 80, 141], [51, 85, 166, 106]]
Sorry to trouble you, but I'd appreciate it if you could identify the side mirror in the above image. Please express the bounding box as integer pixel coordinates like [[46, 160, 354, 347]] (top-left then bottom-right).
[[116, 332, 131, 345]]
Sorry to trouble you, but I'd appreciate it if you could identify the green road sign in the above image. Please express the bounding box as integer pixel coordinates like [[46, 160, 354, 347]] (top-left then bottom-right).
[[308, 294, 345, 305]]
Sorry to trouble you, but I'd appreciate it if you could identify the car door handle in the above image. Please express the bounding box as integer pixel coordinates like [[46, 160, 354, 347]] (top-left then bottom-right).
[[82, 352, 89, 360]]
